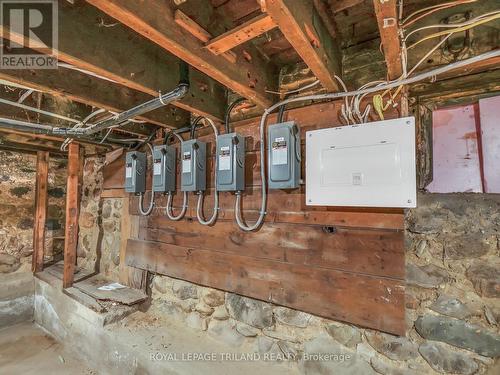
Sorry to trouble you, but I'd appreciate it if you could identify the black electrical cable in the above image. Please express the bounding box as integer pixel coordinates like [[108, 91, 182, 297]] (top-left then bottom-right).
[[224, 97, 246, 134], [133, 128, 157, 150], [277, 94, 291, 123], [190, 116, 204, 139], [163, 129, 174, 145]]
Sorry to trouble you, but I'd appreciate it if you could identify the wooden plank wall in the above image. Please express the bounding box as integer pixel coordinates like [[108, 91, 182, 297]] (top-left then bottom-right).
[[103, 101, 406, 335]]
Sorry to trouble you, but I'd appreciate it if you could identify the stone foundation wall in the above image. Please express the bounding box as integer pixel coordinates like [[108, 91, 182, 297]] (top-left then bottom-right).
[[77, 155, 122, 280], [0, 151, 66, 274], [144, 193, 499, 374]]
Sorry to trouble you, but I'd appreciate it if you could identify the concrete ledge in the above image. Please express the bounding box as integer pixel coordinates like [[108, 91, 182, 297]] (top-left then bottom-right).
[[0, 272, 34, 328]]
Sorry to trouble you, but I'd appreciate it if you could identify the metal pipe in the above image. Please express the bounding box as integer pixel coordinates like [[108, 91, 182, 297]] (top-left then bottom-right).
[[0, 117, 115, 147], [85, 83, 189, 135]]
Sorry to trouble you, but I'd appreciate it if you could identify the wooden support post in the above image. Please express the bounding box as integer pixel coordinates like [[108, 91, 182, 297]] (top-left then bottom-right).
[[32, 151, 49, 273], [63, 143, 80, 288], [373, 0, 403, 80]]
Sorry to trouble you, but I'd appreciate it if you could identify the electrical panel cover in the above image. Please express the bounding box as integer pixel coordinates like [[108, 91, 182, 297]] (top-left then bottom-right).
[[152, 145, 176, 193], [267, 121, 301, 189], [305, 117, 416, 208], [216, 133, 245, 191], [125, 151, 146, 194], [181, 139, 207, 192]]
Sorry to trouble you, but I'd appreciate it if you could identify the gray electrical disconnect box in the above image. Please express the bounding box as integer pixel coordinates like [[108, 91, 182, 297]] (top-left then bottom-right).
[[152, 145, 176, 193], [216, 133, 245, 192], [180, 140, 206, 192], [125, 151, 146, 194], [267, 121, 301, 189]]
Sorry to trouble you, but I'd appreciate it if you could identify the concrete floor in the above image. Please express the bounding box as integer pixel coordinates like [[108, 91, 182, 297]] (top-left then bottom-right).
[[0, 323, 95, 375]]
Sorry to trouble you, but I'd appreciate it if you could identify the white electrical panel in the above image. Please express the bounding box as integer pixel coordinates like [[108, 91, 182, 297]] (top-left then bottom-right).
[[306, 117, 416, 208]]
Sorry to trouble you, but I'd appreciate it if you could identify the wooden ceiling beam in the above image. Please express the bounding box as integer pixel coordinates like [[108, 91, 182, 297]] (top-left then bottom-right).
[[1, 2, 225, 120], [0, 68, 187, 134], [373, 0, 403, 80], [173, 10, 237, 64], [206, 14, 277, 55], [86, 0, 274, 108], [331, 0, 365, 13], [265, 0, 342, 91]]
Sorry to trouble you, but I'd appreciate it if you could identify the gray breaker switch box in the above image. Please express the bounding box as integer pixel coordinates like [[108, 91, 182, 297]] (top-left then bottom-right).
[[125, 151, 146, 194], [267, 121, 301, 189], [152, 145, 176, 193], [181, 139, 207, 192], [216, 133, 245, 192]]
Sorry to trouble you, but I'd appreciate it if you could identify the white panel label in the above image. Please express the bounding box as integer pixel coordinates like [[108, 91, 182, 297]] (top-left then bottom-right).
[[125, 166, 132, 178], [218, 146, 231, 171], [272, 137, 287, 165], [153, 162, 162, 175], [182, 151, 191, 173]]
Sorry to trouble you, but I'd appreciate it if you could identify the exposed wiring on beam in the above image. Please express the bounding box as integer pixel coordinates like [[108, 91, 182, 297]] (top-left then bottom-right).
[[17, 89, 34, 104], [0, 97, 81, 123], [57, 63, 119, 84], [265, 80, 321, 96], [402, 0, 478, 27]]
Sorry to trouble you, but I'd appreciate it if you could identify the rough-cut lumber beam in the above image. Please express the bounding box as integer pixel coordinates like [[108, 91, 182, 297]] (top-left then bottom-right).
[[32, 151, 49, 273], [174, 10, 236, 63], [373, 0, 402, 80], [332, 0, 365, 13], [86, 0, 274, 108], [206, 14, 277, 55], [63, 142, 80, 288], [0, 69, 188, 132], [1, 2, 224, 120], [266, 0, 341, 91], [0, 131, 66, 153]]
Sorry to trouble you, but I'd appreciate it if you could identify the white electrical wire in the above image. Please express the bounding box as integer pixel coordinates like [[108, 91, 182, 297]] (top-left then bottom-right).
[[265, 79, 321, 96], [0, 97, 81, 123], [166, 132, 188, 221], [196, 117, 219, 226], [138, 142, 155, 216], [403, 10, 500, 42], [17, 89, 34, 104], [237, 50, 499, 231], [61, 108, 108, 150]]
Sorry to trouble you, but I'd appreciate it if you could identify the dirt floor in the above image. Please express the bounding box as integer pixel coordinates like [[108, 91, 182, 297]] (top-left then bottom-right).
[[0, 323, 95, 374]]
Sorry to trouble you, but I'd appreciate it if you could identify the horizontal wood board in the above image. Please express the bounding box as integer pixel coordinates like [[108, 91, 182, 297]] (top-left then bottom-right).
[[103, 101, 406, 335]]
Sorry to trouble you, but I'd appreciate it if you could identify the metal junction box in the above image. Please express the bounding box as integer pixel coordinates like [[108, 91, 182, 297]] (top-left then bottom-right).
[[305, 116, 417, 208], [268, 121, 301, 189], [181, 139, 207, 192], [152, 145, 176, 193], [216, 133, 245, 192], [125, 151, 146, 194]]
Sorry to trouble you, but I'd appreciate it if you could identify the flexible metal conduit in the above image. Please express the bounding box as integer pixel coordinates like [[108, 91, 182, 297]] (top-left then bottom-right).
[[138, 142, 155, 216], [0, 82, 188, 140], [165, 131, 188, 221], [194, 117, 219, 226], [235, 49, 500, 231]]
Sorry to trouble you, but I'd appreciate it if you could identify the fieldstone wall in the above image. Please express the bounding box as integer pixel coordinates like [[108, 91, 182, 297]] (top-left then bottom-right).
[[77, 155, 122, 280], [0, 151, 66, 274], [144, 192, 499, 374]]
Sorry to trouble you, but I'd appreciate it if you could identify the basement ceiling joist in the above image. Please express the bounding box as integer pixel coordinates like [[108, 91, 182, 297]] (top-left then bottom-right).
[[86, 0, 275, 109], [0, 68, 188, 133], [1, 1, 226, 121], [265, 0, 342, 91]]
